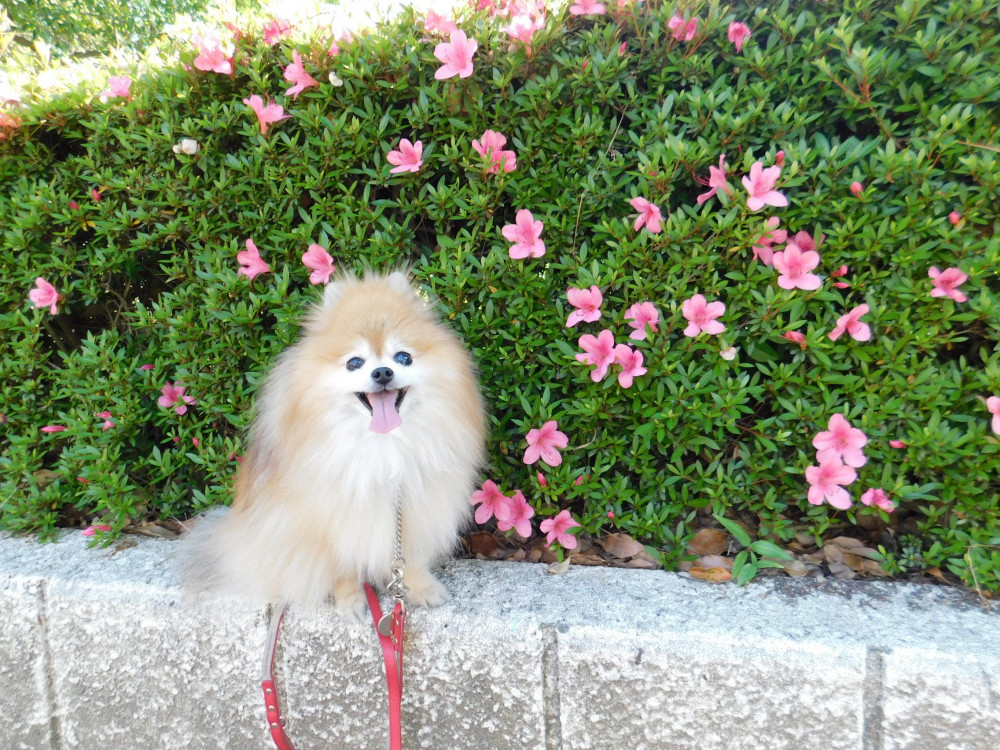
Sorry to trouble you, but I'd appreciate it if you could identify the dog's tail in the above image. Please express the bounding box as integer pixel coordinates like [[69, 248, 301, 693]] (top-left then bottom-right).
[[174, 507, 234, 598]]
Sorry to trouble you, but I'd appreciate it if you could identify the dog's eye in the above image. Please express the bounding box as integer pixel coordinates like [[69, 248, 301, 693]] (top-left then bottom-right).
[[346, 357, 365, 371], [393, 351, 412, 366]]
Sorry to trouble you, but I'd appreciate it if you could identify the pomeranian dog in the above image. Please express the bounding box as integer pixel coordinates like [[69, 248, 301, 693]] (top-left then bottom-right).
[[180, 270, 485, 621]]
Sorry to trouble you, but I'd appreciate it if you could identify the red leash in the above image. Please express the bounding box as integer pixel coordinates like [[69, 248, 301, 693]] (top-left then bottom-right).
[[261, 601, 295, 750], [364, 582, 406, 750], [260, 587, 406, 750]]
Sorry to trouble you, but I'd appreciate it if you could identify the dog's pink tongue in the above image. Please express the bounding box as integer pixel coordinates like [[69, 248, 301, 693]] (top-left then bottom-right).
[[368, 390, 402, 434]]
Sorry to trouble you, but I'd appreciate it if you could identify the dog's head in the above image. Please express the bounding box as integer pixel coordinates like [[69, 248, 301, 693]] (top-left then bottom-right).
[[295, 271, 473, 436]]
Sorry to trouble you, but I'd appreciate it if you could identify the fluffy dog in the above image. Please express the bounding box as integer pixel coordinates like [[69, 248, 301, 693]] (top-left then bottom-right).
[[180, 271, 485, 620]]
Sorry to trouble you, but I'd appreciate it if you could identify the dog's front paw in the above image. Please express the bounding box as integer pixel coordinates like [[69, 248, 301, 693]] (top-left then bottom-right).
[[333, 579, 368, 624], [405, 573, 450, 608]]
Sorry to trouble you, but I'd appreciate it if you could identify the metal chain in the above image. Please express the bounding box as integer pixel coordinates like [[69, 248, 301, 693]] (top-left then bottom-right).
[[378, 500, 407, 638]]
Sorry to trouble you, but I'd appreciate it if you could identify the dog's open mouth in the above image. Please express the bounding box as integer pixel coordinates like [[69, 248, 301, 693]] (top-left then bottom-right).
[[356, 388, 407, 434]]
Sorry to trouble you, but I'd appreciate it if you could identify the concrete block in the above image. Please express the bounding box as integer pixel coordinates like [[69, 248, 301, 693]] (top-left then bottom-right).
[[883, 648, 1000, 750], [558, 630, 865, 750], [0, 576, 50, 750], [8, 534, 270, 750]]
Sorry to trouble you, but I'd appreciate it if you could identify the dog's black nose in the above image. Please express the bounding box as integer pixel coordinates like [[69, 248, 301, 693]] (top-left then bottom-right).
[[371, 367, 394, 385]]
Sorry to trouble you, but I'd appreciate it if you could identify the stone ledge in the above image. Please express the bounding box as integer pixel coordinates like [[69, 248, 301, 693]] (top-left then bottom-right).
[[1, 532, 998, 750]]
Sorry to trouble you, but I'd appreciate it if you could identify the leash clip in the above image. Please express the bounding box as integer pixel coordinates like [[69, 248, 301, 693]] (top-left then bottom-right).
[[379, 556, 408, 638]]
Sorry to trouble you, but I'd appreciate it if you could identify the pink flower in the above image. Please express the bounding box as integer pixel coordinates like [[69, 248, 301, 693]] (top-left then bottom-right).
[[576, 329, 616, 382], [629, 197, 663, 233], [948, 211, 962, 225], [751, 217, 787, 266], [668, 15, 699, 41], [158, 383, 196, 415], [497, 490, 534, 537], [613, 345, 646, 388], [502, 209, 545, 259], [831, 265, 850, 289], [140, 364, 155, 371], [98, 76, 132, 102], [569, 0, 606, 15], [505, 14, 545, 46], [262, 18, 292, 45], [805, 460, 857, 510], [470, 480, 512, 524], [97, 411, 114, 431], [302, 243, 335, 285], [624, 301, 659, 340], [424, 10, 458, 35], [0, 110, 20, 137], [696, 154, 731, 206], [386, 138, 424, 174], [742, 161, 788, 212], [783, 330, 807, 349], [987, 396, 1000, 435], [283, 50, 319, 99], [849, 181, 864, 197], [928, 266, 968, 303], [728, 21, 751, 51], [41, 425, 67, 433], [472, 130, 517, 173], [813, 414, 868, 468], [566, 286, 603, 327], [539, 509, 581, 550], [681, 294, 726, 337], [193, 37, 232, 74], [91, 188, 102, 202], [889, 440, 907, 449], [237, 239, 271, 280], [29, 277, 60, 314], [243, 95, 289, 135], [434, 30, 478, 80], [789, 230, 824, 253], [772, 242, 822, 291], [82, 524, 112, 537], [524, 420, 569, 467], [828, 304, 872, 342], [860, 488, 895, 512], [537, 472, 548, 487]]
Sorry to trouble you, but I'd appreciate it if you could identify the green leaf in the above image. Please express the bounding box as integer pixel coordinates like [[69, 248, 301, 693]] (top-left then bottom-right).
[[714, 514, 752, 548], [750, 540, 794, 560]]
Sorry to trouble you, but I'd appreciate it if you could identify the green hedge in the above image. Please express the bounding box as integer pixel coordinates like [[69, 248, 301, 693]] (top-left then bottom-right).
[[1, 0, 998, 590]]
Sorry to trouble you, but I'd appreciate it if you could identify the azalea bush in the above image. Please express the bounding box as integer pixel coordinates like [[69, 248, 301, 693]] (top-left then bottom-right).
[[1, 0, 998, 591]]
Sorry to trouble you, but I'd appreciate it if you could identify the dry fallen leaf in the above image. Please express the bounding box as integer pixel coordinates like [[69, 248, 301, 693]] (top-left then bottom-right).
[[570, 550, 607, 566], [601, 533, 646, 559], [547, 557, 571, 575], [623, 550, 660, 569], [779, 559, 815, 578], [694, 555, 733, 571], [688, 566, 733, 583], [827, 561, 857, 580], [128, 521, 179, 540], [688, 528, 727, 556], [467, 531, 499, 558]]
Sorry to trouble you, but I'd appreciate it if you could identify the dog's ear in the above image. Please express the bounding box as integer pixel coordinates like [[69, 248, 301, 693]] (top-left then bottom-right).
[[385, 270, 413, 295], [322, 277, 349, 308]]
